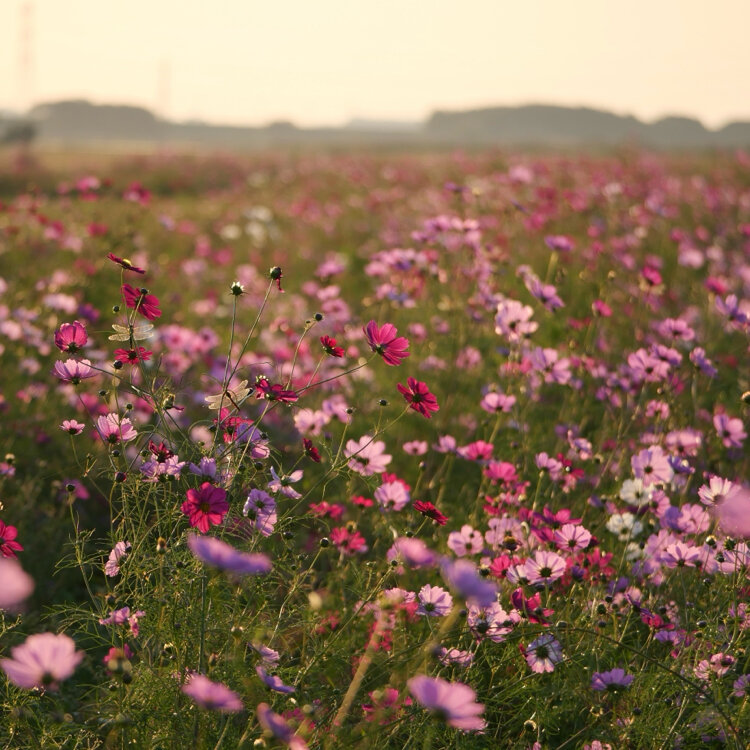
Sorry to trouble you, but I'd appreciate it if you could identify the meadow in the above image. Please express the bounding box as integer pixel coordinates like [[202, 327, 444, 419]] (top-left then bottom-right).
[[0, 146, 748, 749]]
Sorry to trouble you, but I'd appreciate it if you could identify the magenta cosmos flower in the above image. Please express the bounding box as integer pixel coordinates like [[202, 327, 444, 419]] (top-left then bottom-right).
[[363, 320, 410, 366], [0, 520, 23, 558], [187, 534, 272, 576], [0, 558, 34, 611], [181, 483, 229, 533], [407, 675, 486, 731], [397, 377, 439, 419], [96, 413, 137, 445], [1, 632, 84, 690], [54, 321, 88, 353], [121, 283, 161, 321], [182, 673, 243, 712], [344, 436, 392, 476]]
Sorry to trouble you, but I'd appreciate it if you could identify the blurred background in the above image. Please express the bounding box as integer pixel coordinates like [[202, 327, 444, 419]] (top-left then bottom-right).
[[1, 0, 749, 151]]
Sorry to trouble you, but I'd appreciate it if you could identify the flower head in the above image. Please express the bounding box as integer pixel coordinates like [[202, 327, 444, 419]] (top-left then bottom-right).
[[121, 283, 161, 320], [523, 634, 563, 673], [181, 483, 229, 533], [363, 320, 410, 366], [591, 668, 634, 692], [53, 358, 96, 384], [182, 674, 243, 712], [407, 675, 486, 731], [397, 377, 439, 419], [1, 632, 83, 690], [187, 534, 272, 576], [0, 558, 34, 611], [108, 253, 145, 274], [0, 520, 23, 559], [54, 321, 88, 353]]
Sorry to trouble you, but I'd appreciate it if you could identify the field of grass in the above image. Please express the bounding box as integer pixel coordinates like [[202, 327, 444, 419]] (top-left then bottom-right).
[[0, 147, 748, 749]]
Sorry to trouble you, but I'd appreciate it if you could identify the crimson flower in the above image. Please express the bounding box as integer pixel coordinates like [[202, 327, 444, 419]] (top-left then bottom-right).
[[255, 377, 298, 404], [121, 283, 161, 321], [114, 347, 152, 364], [181, 483, 229, 533], [107, 253, 145, 274], [397, 377, 439, 418], [303, 438, 321, 462], [413, 500, 448, 526], [363, 320, 410, 366], [320, 335, 344, 358], [0, 521, 23, 558]]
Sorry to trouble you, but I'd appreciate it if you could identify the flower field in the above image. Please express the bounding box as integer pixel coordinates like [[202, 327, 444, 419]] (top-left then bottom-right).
[[0, 148, 749, 748]]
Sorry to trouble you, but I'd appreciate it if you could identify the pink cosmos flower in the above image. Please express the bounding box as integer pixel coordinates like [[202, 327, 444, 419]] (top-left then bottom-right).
[[467, 602, 515, 642], [60, 419, 85, 435], [716, 486, 750, 539], [553, 523, 592, 552], [363, 320, 410, 366], [330, 526, 368, 555], [374, 478, 410, 511], [53, 358, 96, 384], [54, 321, 88, 353], [480, 391, 516, 414], [267, 467, 303, 499], [631, 446, 674, 487], [413, 500, 448, 525], [713, 413, 747, 448], [0, 521, 23, 558], [242, 489, 278, 537], [1, 632, 83, 690], [386, 537, 439, 568], [96, 413, 137, 445], [698, 476, 736, 506], [104, 541, 130, 577], [181, 483, 229, 534], [524, 550, 566, 586], [182, 674, 243, 712], [407, 675, 486, 732], [416, 585, 453, 616], [0, 558, 34, 611], [397, 377, 439, 418], [447, 525, 484, 557], [441, 559, 497, 607], [494, 298, 538, 343], [523, 634, 563, 673], [107, 253, 145, 274], [660, 542, 702, 568], [344, 436, 392, 476], [121, 283, 161, 320]]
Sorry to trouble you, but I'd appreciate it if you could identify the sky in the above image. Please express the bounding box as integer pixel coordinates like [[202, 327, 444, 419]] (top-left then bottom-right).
[[1, 0, 749, 128]]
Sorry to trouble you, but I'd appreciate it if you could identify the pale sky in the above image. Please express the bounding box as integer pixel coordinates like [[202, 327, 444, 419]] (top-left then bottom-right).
[[1, 0, 749, 128]]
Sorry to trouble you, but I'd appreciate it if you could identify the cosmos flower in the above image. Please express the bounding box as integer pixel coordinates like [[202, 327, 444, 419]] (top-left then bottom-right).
[[53, 358, 96, 384], [386, 537, 439, 568], [95, 413, 137, 445], [590, 668, 634, 692], [0, 558, 34, 611], [121, 283, 161, 320], [0, 520, 23, 558], [363, 320, 410, 366], [523, 634, 563, 673], [187, 534, 272, 576], [1, 632, 83, 690], [344, 436, 392, 476], [407, 675, 486, 731], [416, 585, 454, 616], [54, 321, 88, 353], [60, 419, 85, 435], [257, 702, 309, 750], [441, 559, 497, 607], [413, 500, 448, 525], [320, 335, 344, 357], [494, 298, 538, 343], [256, 665, 295, 694], [181, 483, 229, 534], [713, 413, 747, 449], [107, 253, 145, 273], [104, 541, 131, 577], [397, 377, 439, 418], [182, 674, 243, 712], [114, 346, 152, 365]]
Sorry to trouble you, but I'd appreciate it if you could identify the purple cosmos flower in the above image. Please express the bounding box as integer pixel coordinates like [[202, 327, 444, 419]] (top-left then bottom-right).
[[386, 537, 438, 568], [467, 602, 516, 642], [1, 632, 83, 690], [257, 702, 309, 749], [407, 675, 486, 731], [182, 674, 243, 712], [416, 585, 454, 616], [713, 413, 747, 449], [524, 634, 563, 673], [344, 436, 392, 476], [631, 446, 674, 487], [251, 643, 280, 666], [441, 559, 497, 607], [243, 489, 278, 537], [104, 541, 131, 577], [53, 358, 96, 384], [591, 668, 634, 691], [0, 557, 34, 611], [437, 647, 474, 668], [187, 534, 272, 576], [256, 665, 295, 694], [732, 674, 750, 698], [267, 467, 303, 499]]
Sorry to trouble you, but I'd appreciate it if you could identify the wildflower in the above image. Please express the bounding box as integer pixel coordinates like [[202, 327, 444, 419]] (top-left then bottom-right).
[[256, 665, 295, 693], [242, 489, 277, 537], [267, 467, 303, 499], [330, 526, 368, 555], [386, 537, 438, 568], [713, 413, 747, 449], [181, 483, 229, 534], [182, 674, 243, 712], [441, 559, 497, 607], [524, 550, 566, 586], [468, 602, 515, 642], [0, 521, 22, 559], [698, 475, 735, 506], [96, 413, 137, 445], [716, 486, 750, 539], [344, 436, 392, 476], [114, 346, 152, 365], [605, 512, 643, 541], [121, 283, 161, 320], [107, 253, 145, 274], [414, 500, 448, 525], [187, 534, 272, 576], [257, 702, 309, 750], [403, 440, 428, 455], [620, 478, 654, 508], [437, 648, 474, 668], [363, 320, 410, 366], [494, 298, 538, 343], [397, 377, 440, 418], [590, 668, 634, 692], [375, 478, 410, 511], [60, 419, 85, 435], [255, 377, 299, 404], [480, 391, 516, 414], [631, 446, 674, 487], [407, 675, 486, 731], [1, 632, 83, 690], [104, 541, 131, 577], [53, 358, 96, 384], [320, 335, 344, 357], [54, 321, 88, 353], [447, 525, 484, 556], [417, 585, 454, 616], [660, 542, 702, 568], [0, 558, 34, 611], [268, 266, 284, 292], [523, 634, 563, 673], [303, 438, 321, 462], [732, 675, 750, 698], [553, 523, 592, 552], [99, 607, 145, 636]]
